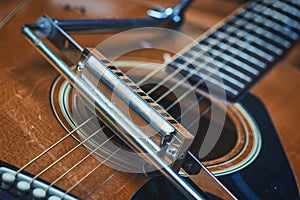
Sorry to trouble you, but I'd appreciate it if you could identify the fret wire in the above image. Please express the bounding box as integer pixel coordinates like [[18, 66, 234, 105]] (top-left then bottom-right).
[[206, 36, 267, 69], [191, 46, 258, 80], [221, 23, 283, 55], [254, 2, 300, 31], [249, 5, 300, 34], [169, 62, 239, 96], [194, 55, 252, 83], [201, 42, 259, 75], [168, 61, 239, 96], [289, 1, 300, 10], [168, 62, 239, 96], [224, 34, 274, 62], [211, 35, 273, 67], [264, 1, 300, 21], [242, 19, 291, 48], [213, 27, 272, 61], [62, 0, 300, 195], [178, 53, 245, 89], [181, 50, 246, 88], [244, 9, 298, 41], [230, 19, 289, 49], [143, 1, 258, 98]]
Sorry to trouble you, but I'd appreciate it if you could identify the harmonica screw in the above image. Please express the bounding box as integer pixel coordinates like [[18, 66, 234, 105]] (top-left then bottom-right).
[[166, 145, 178, 161]]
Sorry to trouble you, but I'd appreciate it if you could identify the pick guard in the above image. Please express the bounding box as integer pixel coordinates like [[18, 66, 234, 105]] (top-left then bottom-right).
[[131, 94, 299, 199]]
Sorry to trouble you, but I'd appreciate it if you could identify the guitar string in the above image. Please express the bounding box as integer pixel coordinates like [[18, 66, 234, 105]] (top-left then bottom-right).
[[146, 1, 264, 104], [102, 1, 280, 194], [113, 174, 138, 196], [150, 1, 270, 118], [159, 0, 284, 120], [14, 116, 95, 176], [44, 0, 262, 192], [65, 1, 298, 196], [58, 6, 267, 195], [17, 0, 274, 195], [59, 4, 276, 197], [61, 147, 122, 199], [28, 123, 107, 184], [25, 4, 254, 197], [75, 1, 276, 195], [45, 134, 116, 193], [87, 163, 129, 197]]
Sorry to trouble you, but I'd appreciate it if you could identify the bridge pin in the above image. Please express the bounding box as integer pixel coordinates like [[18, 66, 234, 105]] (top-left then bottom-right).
[[33, 188, 47, 199], [16, 181, 31, 195], [48, 195, 61, 200], [1, 172, 16, 189]]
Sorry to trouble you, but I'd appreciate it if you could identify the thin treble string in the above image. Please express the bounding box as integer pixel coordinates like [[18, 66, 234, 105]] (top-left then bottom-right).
[[134, 22, 222, 87], [151, 11, 261, 104], [87, 161, 131, 197], [152, 1, 271, 117], [25, 0, 272, 195], [15, 116, 95, 176], [113, 174, 138, 196], [174, 95, 206, 121], [186, 104, 214, 130], [45, 134, 116, 193], [161, 2, 275, 133], [143, 27, 235, 97], [61, 147, 122, 199], [144, 1, 274, 108], [58, 4, 276, 196], [29, 124, 106, 184], [64, 2, 278, 197], [51, 2, 269, 194]]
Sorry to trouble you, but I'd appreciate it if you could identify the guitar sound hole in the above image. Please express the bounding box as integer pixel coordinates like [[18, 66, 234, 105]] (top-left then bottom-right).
[[140, 83, 238, 162], [77, 82, 238, 162], [50, 63, 261, 175]]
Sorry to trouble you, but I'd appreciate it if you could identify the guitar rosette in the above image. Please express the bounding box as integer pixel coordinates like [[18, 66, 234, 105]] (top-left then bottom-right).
[[70, 27, 228, 173]]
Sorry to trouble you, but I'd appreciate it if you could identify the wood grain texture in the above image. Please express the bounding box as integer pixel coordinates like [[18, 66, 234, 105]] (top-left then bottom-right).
[[0, 0, 299, 198]]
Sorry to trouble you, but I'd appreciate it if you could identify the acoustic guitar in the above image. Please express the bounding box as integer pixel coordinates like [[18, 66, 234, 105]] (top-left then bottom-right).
[[0, 0, 299, 199]]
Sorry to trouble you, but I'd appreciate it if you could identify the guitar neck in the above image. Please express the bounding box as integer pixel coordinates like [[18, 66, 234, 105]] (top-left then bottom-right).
[[168, 0, 300, 102]]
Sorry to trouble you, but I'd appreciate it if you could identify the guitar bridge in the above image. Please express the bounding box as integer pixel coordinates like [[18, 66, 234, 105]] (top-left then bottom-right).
[[0, 163, 77, 200]]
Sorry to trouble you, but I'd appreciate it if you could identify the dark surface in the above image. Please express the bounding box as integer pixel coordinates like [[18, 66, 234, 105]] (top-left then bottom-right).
[[131, 93, 299, 199]]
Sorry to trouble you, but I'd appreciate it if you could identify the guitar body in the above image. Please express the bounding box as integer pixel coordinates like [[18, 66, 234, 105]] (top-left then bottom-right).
[[218, 94, 299, 199], [131, 93, 299, 200], [0, 0, 299, 199]]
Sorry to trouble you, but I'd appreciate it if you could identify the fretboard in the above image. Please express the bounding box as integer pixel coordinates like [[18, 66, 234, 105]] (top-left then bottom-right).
[[167, 0, 300, 102]]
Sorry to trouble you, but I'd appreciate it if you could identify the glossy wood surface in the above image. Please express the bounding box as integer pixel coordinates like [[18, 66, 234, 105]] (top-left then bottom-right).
[[0, 0, 299, 198]]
